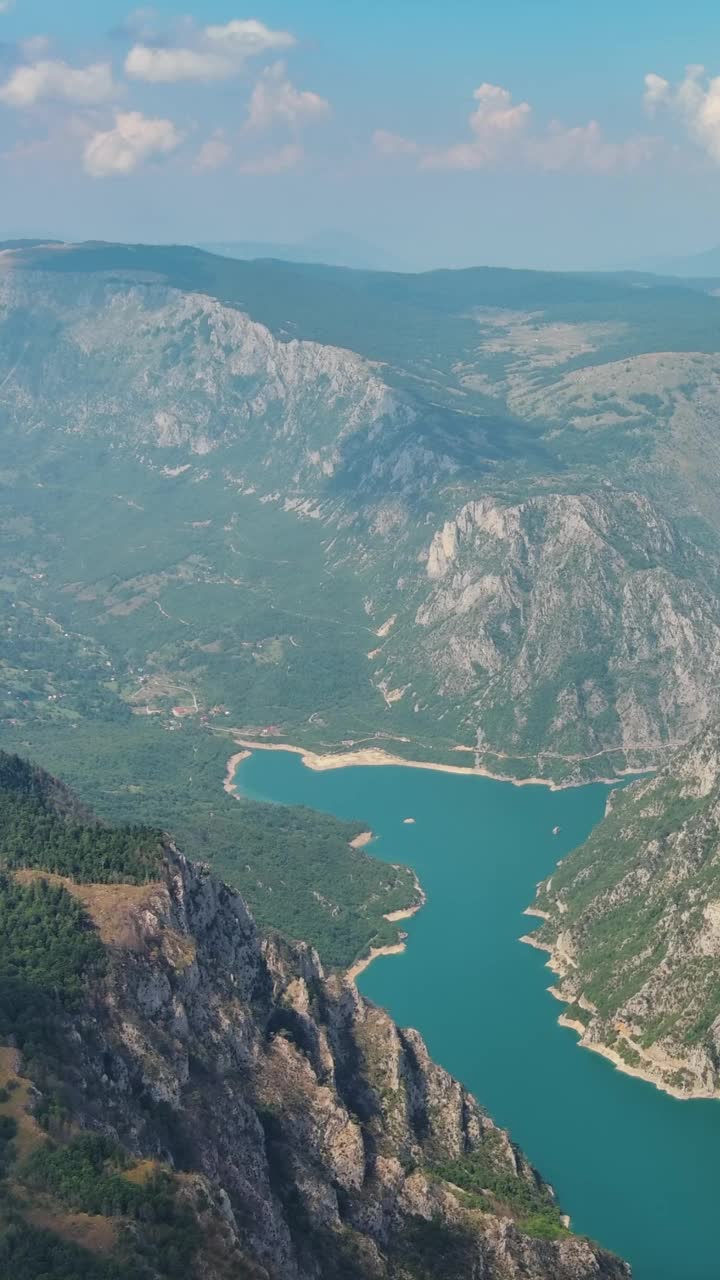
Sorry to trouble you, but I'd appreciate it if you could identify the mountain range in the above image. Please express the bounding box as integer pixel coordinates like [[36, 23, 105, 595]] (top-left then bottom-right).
[[626, 243, 720, 278], [5, 240, 720, 795], [5, 237, 720, 1174]]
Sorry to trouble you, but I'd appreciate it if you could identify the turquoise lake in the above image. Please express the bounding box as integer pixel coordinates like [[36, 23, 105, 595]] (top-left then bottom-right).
[[237, 749, 720, 1280]]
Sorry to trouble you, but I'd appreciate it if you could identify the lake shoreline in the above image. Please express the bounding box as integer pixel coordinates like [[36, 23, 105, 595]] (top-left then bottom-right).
[[230, 748, 427, 982], [384, 873, 426, 923], [520, 929, 720, 1102], [224, 736, 636, 791], [344, 874, 428, 982], [349, 829, 374, 848], [345, 942, 407, 984], [223, 750, 251, 797]]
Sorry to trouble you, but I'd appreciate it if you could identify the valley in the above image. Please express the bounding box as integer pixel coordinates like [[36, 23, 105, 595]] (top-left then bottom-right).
[[236, 746, 720, 1280], [5, 243, 720, 803], [5, 241, 720, 1279]]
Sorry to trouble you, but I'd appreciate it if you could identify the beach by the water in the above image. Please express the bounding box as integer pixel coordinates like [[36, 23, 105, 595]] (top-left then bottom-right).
[[226, 736, 586, 790]]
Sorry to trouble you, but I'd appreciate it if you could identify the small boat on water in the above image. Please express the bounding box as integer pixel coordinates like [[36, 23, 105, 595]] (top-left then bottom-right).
[[552, 825, 561, 835], [403, 817, 416, 825]]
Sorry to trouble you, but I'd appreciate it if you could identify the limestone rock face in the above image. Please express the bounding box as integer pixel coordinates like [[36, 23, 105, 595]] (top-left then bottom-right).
[[5, 254, 720, 785], [403, 490, 720, 768], [53, 846, 628, 1279]]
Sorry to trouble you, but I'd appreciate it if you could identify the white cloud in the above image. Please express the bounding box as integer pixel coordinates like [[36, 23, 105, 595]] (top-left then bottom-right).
[[194, 130, 232, 172], [0, 59, 118, 107], [470, 82, 531, 137], [372, 129, 420, 156], [125, 17, 294, 84], [420, 83, 531, 170], [247, 61, 329, 131], [125, 45, 228, 83], [204, 19, 294, 57], [528, 120, 657, 173], [375, 81, 655, 175], [83, 110, 182, 177], [643, 73, 670, 113], [239, 142, 303, 174], [645, 65, 720, 163]]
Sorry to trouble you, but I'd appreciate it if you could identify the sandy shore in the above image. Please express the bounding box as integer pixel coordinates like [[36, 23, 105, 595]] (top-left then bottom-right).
[[518, 932, 551, 952], [523, 905, 550, 921], [349, 830, 374, 849], [383, 875, 426, 924], [346, 877, 426, 982], [226, 737, 575, 789], [223, 750, 250, 797], [345, 942, 407, 983]]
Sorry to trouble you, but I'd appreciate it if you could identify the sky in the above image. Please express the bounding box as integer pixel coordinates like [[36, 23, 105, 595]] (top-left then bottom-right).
[[2, 0, 720, 269]]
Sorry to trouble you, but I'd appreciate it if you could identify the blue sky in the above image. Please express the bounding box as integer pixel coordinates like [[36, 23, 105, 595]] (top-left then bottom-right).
[[2, 1, 720, 268]]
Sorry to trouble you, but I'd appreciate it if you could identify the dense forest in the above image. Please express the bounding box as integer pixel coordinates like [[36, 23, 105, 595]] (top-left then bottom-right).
[[3, 726, 418, 969], [0, 752, 165, 885], [0, 874, 106, 1055]]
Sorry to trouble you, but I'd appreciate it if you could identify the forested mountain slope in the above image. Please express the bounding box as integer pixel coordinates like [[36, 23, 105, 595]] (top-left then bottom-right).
[[4, 242, 720, 790], [0, 752, 629, 1280], [528, 725, 720, 1098]]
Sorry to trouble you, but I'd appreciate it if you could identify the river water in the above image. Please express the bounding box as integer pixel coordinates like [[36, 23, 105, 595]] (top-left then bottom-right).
[[237, 748, 720, 1280]]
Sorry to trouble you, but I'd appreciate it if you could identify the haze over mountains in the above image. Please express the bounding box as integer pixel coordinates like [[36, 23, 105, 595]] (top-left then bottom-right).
[[8, 234, 720, 1274], [197, 231, 410, 272], [627, 243, 720, 278], [5, 240, 720, 786]]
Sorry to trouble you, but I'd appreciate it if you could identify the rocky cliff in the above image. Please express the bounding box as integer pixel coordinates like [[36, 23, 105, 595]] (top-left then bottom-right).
[[0, 754, 629, 1278], [528, 726, 720, 1098], [5, 245, 720, 787], [384, 489, 720, 769]]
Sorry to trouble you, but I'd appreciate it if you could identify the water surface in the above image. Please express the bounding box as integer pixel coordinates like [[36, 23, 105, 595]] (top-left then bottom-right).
[[237, 749, 720, 1280]]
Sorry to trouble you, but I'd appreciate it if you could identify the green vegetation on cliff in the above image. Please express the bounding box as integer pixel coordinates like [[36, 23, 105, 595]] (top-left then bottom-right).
[[0, 875, 105, 1056], [433, 1131, 570, 1241], [5, 726, 417, 969], [0, 753, 164, 885], [0, 1219, 129, 1280], [533, 726, 720, 1095]]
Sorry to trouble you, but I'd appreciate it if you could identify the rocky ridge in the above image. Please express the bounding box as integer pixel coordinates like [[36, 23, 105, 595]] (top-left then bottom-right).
[[0, 755, 629, 1279], [6, 247, 720, 784], [528, 726, 720, 1097]]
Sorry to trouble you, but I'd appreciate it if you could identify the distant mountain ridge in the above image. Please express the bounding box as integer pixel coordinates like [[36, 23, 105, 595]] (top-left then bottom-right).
[[626, 242, 720, 278], [196, 229, 409, 272]]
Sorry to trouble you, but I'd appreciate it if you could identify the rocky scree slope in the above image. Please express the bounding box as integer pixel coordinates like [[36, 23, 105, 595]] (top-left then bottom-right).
[[0, 751, 629, 1279], [529, 725, 720, 1097]]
